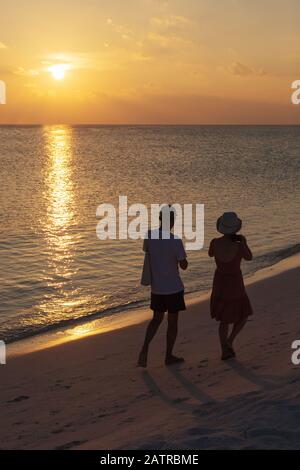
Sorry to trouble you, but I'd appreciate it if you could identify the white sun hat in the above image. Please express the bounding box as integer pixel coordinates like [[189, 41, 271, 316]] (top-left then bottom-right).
[[217, 212, 242, 235]]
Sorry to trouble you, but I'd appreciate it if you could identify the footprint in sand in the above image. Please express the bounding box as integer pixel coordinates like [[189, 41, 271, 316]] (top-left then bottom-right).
[[288, 376, 300, 384], [122, 417, 135, 423], [246, 428, 296, 439], [97, 408, 126, 419], [187, 427, 216, 436], [198, 360, 208, 368], [172, 397, 189, 404], [51, 429, 64, 434], [137, 439, 166, 450], [207, 381, 220, 387], [52, 383, 72, 391], [55, 440, 88, 450], [7, 395, 30, 403], [135, 392, 154, 400]]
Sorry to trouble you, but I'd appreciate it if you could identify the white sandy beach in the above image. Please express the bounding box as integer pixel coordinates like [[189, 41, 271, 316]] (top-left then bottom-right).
[[0, 254, 299, 450]]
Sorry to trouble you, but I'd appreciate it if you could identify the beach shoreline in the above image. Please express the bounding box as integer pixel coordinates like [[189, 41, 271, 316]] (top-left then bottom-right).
[[8, 252, 300, 359], [1, 252, 299, 449]]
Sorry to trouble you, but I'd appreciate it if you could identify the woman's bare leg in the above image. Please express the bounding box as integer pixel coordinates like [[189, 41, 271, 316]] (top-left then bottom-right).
[[219, 322, 229, 348], [228, 318, 247, 347], [219, 322, 236, 360]]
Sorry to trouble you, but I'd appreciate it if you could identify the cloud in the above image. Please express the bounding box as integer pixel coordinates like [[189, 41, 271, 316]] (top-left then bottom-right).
[[104, 14, 194, 61], [42, 49, 150, 73], [150, 14, 190, 30], [0, 42, 7, 49], [147, 31, 190, 46], [14, 67, 40, 77], [142, 14, 193, 57], [228, 61, 267, 77], [106, 18, 135, 40]]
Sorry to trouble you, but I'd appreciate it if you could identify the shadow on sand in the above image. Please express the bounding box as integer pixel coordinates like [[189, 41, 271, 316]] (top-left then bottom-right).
[[168, 366, 216, 404], [142, 365, 215, 414], [227, 359, 278, 390]]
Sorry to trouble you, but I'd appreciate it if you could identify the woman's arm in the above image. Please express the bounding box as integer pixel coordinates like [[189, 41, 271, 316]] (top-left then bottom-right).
[[208, 239, 215, 257], [240, 236, 253, 261]]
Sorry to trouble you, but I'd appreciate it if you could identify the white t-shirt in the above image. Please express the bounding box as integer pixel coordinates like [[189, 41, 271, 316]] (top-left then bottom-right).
[[143, 229, 187, 295]]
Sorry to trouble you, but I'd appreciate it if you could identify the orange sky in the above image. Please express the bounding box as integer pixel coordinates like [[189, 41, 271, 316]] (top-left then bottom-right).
[[0, 0, 300, 124]]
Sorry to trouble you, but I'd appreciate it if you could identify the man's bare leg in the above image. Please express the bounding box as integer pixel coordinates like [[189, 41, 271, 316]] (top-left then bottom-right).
[[165, 312, 184, 365], [137, 311, 164, 367]]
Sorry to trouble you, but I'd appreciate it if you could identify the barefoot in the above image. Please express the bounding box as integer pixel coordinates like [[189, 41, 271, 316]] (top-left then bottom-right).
[[226, 342, 236, 357], [165, 355, 185, 366], [137, 351, 148, 368], [221, 344, 235, 361]]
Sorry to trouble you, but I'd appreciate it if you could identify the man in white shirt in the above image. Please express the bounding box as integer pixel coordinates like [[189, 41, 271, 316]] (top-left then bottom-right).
[[138, 205, 188, 367]]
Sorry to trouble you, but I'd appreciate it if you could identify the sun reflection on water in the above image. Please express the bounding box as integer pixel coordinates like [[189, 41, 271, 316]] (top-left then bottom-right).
[[34, 126, 111, 336], [39, 125, 83, 316], [44, 126, 76, 276]]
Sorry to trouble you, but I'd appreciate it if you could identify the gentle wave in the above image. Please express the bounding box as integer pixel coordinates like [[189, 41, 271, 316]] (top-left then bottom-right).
[[248, 243, 300, 275], [4, 243, 299, 344]]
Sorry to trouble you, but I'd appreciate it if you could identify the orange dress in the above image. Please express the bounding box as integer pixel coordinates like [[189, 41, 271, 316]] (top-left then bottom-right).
[[210, 244, 253, 324]]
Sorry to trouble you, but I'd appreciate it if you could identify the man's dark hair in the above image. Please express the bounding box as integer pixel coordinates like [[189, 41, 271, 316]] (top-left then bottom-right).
[[159, 204, 175, 229]]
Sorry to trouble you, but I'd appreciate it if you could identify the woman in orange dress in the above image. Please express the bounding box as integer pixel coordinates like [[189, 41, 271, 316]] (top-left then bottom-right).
[[209, 212, 253, 360]]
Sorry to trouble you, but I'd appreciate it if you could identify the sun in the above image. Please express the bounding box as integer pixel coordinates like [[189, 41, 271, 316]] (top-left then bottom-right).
[[50, 64, 69, 80]]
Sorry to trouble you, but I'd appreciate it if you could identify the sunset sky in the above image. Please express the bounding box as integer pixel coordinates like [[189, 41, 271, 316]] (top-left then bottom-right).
[[0, 0, 300, 124]]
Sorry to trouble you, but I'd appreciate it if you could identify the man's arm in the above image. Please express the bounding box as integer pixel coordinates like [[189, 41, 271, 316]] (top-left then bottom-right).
[[176, 239, 188, 270], [143, 236, 148, 253], [179, 258, 188, 270]]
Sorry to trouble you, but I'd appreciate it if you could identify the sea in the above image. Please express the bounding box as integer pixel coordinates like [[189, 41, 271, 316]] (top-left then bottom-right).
[[0, 125, 299, 343]]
